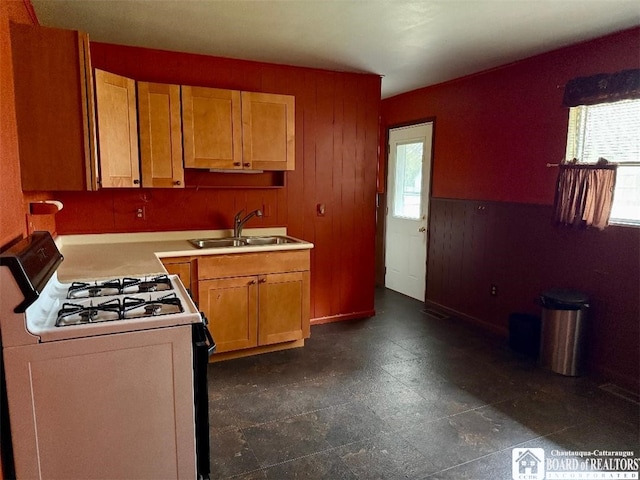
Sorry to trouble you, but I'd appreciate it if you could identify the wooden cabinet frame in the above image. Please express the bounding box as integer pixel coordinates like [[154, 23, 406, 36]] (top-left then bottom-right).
[[10, 24, 98, 191], [182, 87, 243, 170], [94, 69, 140, 188], [138, 82, 184, 188], [241, 92, 295, 171], [196, 250, 310, 359], [182, 86, 295, 172]]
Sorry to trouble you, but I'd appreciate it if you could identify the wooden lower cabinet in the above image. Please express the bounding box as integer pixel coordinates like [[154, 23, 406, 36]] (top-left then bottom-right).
[[161, 257, 194, 300], [197, 251, 310, 358], [258, 272, 306, 345]]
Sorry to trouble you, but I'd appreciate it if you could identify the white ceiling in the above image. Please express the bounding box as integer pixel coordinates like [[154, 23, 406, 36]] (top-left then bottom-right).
[[31, 0, 640, 98]]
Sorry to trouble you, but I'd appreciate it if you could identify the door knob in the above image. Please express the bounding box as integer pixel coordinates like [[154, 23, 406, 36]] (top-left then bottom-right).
[[418, 227, 426, 232]]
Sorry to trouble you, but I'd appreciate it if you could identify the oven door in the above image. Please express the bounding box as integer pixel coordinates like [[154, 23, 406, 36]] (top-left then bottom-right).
[[192, 317, 215, 480]]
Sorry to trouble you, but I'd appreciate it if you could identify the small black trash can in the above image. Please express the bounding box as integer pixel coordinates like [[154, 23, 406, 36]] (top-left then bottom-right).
[[539, 289, 589, 376], [508, 313, 541, 358]]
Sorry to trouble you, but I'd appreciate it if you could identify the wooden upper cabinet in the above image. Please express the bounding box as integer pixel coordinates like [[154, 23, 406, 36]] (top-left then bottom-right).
[[10, 23, 98, 191], [182, 86, 242, 169], [94, 69, 140, 188], [241, 92, 295, 171], [138, 82, 184, 188]]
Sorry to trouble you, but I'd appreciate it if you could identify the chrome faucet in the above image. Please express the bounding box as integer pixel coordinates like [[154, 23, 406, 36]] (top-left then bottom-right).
[[233, 209, 263, 237]]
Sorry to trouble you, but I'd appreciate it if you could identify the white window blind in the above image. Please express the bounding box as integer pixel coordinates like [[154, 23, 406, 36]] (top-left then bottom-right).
[[565, 99, 640, 226]]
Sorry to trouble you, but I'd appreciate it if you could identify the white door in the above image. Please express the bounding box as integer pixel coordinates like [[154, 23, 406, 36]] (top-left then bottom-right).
[[385, 122, 433, 301]]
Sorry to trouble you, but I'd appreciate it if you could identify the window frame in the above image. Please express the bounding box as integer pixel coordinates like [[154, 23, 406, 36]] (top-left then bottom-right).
[[565, 99, 640, 227]]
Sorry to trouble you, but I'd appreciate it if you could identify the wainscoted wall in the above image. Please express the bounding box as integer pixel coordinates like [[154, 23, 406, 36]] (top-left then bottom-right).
[[381, 27, 640, 392], [427, 198, 639, 390], [53, 42, 381, 322]]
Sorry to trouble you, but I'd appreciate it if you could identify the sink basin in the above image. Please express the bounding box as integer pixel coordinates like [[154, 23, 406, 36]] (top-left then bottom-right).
[[189, 238, 246, 249], [189, 235, 301, 249], [244, 236, 297, 245]]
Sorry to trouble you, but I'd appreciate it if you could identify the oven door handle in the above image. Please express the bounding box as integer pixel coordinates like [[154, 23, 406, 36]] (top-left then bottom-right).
[[199, 313, 217, 356]]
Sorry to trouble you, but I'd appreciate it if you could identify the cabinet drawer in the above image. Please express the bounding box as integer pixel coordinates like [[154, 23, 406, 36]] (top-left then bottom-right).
[[198, 250, 309, 279]]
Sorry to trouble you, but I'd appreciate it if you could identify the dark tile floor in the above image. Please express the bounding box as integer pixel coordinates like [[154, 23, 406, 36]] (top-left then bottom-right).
[[207, 288, 639, 479]]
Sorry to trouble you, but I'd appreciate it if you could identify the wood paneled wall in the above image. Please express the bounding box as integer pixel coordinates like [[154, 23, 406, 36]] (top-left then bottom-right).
[[0, 0, 36, 248], [427, 198, 639, 392], [381, 27, 640, 392], [53, 43, 381, 321]]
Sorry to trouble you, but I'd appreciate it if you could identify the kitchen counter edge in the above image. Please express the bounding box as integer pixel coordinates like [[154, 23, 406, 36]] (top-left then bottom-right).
[[55, 228, 314, 282]]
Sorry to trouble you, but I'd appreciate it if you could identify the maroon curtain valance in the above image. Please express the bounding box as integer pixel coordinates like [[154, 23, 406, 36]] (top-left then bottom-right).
[[562, 69, 640, 107]]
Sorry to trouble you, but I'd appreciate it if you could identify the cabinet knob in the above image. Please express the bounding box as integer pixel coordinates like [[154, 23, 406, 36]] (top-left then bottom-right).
[[418, 227, 426, 232], [243, 163, 251, 168], [259, 278, 267, 284], [174, 180, 181, 186], [133, 179, 140, 185], [249, 280, 257, 285], [233, 162, 241, 167]]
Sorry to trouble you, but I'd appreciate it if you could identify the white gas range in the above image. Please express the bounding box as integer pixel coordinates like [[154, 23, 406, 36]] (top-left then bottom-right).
[[27, 271, 201, 342], [0, 232, 214, 480]]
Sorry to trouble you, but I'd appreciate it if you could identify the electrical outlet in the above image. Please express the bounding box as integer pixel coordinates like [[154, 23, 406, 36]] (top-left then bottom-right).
[[490, 284, 497, 296], [135, 206, 145, 220]]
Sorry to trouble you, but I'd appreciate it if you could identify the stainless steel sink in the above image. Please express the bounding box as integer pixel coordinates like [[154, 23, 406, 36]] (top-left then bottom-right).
[[244, 236, 297, 245], [189, 238, 246, 249], [189, 235, 301, 249]]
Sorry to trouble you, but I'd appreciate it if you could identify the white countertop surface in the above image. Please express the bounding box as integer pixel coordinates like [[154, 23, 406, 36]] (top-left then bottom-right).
[[56, 228, 313, 282]]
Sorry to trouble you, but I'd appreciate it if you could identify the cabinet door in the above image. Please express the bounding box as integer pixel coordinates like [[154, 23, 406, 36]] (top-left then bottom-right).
[[94, 69, 140, 188], [162, 260, 192, 295], [3, 327, 196, 479], [258, 271, 308, 345], [198, 277, 258, 353], [241, 92, 295, 171], [138, 82, 184, 188], [10, 24, 98, 191], [182, 86, 242, 169]]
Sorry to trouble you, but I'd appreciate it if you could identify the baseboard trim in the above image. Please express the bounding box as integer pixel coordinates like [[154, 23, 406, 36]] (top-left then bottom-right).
[[426, 301, 639, 395], [590, 364, 640, 395], [424, 300, 509, 337], [311, 310, 376, 325]]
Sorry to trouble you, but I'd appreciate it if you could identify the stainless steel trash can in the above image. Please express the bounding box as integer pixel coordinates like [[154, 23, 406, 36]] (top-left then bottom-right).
[[539, 289, 589, 376]]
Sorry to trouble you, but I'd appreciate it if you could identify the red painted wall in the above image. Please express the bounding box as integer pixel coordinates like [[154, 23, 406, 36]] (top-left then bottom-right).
[[53, 43, 381, 321], [0, 0, 56, 248], [382, 27, 640, 204], [381, 27, 640, 392], [0, 0, 34, 247]]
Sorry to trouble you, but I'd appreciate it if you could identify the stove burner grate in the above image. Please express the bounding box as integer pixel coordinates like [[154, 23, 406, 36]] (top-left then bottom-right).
[[128, 275, 173, 294], [56, 293, 185, 326], [67, 275, 174, 299], [123, 293, 184, 319], [68, 279, 122, 299], [56, 299, 122, 326]]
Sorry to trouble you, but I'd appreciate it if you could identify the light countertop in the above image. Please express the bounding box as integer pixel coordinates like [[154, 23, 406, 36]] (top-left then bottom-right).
[[56, 228, 313, 282]]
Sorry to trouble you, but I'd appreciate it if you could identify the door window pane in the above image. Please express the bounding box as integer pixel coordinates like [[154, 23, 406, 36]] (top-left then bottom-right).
[[393, 141, 423, 219]]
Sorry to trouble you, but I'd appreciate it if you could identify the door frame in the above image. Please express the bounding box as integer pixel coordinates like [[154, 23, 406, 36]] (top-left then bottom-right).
[[375, 118, 436, 301]]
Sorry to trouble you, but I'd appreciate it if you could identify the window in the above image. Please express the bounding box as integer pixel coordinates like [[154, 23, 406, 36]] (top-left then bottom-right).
[[392, 141, 424, 219], [566, 99, 640, 226]]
